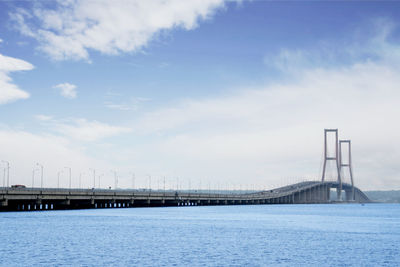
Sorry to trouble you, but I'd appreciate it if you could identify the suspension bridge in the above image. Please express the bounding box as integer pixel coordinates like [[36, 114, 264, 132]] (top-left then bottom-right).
[[0, 129, 370, 211]]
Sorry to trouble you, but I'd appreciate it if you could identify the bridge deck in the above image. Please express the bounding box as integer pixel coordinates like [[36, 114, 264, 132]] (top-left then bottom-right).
[[0, 181, 370, 211]]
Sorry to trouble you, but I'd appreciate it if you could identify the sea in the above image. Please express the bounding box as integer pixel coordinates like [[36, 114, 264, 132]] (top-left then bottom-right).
[[0, 204, 399, 266]]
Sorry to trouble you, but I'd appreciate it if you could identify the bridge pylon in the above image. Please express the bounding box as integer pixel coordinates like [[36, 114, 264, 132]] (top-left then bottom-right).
[[321, 129, 342, 200], [339, 140, 355, 201]]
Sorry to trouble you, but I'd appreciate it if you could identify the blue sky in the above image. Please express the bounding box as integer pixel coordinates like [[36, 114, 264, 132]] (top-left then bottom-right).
[[0, 0, 399, 190]]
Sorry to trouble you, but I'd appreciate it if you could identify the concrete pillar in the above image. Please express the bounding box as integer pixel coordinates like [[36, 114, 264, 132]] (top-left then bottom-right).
[[320, 186, 323, 202], [337, 187, 341, 201], [311, 187, 314, 203], [0, 199, 8, 207], [327, 187, 330, 202], [345, 190, 352, 201]]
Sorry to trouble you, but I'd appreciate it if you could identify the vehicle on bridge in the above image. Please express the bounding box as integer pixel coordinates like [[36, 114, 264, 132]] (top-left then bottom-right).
[[11, 184, 26, 189]]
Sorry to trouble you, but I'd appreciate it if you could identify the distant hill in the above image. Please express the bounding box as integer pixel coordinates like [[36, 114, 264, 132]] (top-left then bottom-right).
[[365, 190, 400, 203]]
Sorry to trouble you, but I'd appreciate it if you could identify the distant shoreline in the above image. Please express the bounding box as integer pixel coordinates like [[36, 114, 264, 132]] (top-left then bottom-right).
[[365, 190, 400, 203]]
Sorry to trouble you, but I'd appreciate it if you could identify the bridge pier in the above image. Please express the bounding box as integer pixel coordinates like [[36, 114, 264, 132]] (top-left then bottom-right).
[[345, 190, 353, 201], [0, 199, 8, 207]]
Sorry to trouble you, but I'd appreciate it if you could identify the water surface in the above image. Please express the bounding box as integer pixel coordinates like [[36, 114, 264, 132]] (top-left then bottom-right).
[[1, 204, 399, 266]]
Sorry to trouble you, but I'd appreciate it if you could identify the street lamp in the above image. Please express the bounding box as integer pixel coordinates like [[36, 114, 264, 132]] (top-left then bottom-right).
[[148, 175, 151, 192], [89, 168, 95, 189], [32, 168, 38, 188], [98, 173, 104, 188], [1, 161, 10, 187], [65, 167, 71, 189], [163, 177, 166, 193], [79, 172, 84, 189], [2, 166, 5, 187], [36, 163, 43, 189], [110, 170, 117, 189], [57, 171, 63, 189], [131, 173, 135, 190]]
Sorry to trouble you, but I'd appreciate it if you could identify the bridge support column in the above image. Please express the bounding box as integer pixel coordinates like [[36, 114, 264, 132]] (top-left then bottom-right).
[[0, 199, 8, 207], [327, 186, 330, 202], [345, 190, 353, 202], [320, 186, 324, 202]]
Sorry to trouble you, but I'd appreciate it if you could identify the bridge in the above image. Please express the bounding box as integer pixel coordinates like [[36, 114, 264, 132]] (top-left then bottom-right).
[[0, 181, 369, 211], [0, 129, 370, 211]]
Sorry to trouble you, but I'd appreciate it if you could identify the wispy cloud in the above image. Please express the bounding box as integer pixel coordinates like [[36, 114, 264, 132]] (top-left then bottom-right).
[[35, 116, 131, 142], [127, 21, 400, 190], [55, 119, 131, 142], [10, 0, 233, 61], [53, 82, 77, 99], [0, 53, 33, 104], [0, 128, 105, 188], [34, 114, 53, 121], [104, 97, 150, 111]]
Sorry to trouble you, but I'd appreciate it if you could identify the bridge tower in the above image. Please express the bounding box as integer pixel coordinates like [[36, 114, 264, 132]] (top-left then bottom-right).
[[339, 140, 355, 201], [321, 129, 342, 200]]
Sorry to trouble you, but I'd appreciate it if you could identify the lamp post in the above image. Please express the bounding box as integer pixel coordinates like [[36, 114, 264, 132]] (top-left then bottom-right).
[[98, 173, 104, 188], [36, 163, 43, 189], [148, 175, 151, 192], [57, 171, 62, 189], [2, 167, 5, 187], [111, 170, 118, 189], [32, 168, 37, 188], [89, 168, 95, 189], [65, 167, 71, 189], [79, 172, 83, 189], [131, 173, 135, 190], [1, 161, 10, 187]]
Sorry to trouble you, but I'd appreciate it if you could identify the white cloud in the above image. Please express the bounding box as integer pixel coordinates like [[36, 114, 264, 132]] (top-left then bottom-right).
[[104, 96, 150, 111], [34, 114, 53, 121], [0, 38, 3, 43], [0, 53, 33, 104], [11, 0, 232, 61], [34, 115, 132, 142], [52, 118, 131, 142], [104, 103, 135, 111], [53, 82, 77, 99], [0, 129, 106, 188], [125, 26, 400, 191]]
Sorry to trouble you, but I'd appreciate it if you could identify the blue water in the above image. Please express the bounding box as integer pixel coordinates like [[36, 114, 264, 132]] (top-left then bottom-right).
[[0, 204, 399, 266]]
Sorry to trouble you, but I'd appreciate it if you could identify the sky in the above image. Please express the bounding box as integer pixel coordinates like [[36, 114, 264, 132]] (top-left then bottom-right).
[[0, 0, 399, 191]]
